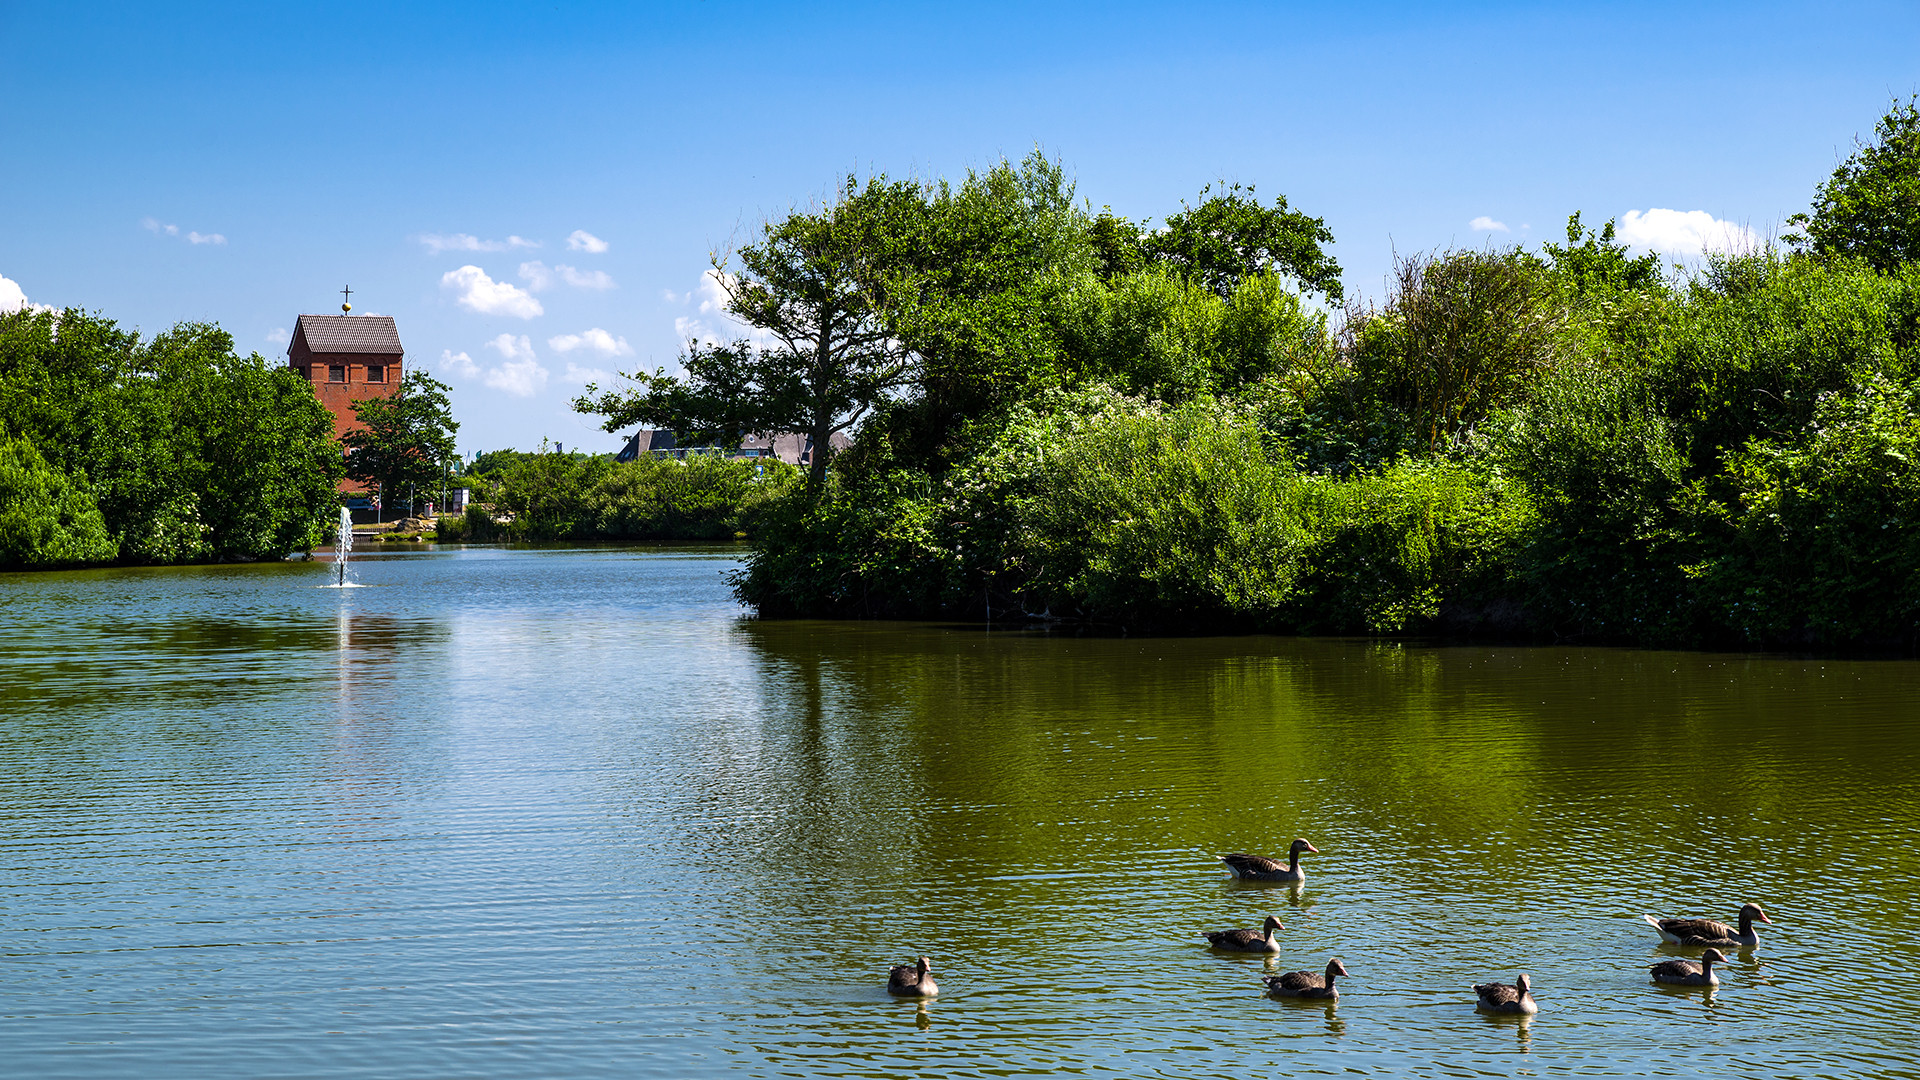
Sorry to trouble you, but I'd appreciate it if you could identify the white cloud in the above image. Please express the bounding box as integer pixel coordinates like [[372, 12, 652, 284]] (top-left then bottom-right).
[[1, 273, 55, 313], [484, 357, 548, 396], [519, 261, 556, 292], [441, 265, 544, 319], [143, 218, 224, 245], [419, 233, 540, 254], [559, 265, 615, 290], [697, 267, 731, 313], [560, 361, 616, 385], [567, 229, 609, 253], [521, 260, 616, 292], [440, 345, 548, 396], [548, 327, 634, 357], [668, 267, 779, 349], [1470, 216, 1510, 233], [440, 348, 482, 379], [485, 333, 536, 360], [265, 327, 290, 344], [1616, 209, 1759, 257]]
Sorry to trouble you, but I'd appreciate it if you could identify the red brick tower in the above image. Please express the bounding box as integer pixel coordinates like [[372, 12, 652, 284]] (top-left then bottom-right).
[[287, 311, 403, 491]]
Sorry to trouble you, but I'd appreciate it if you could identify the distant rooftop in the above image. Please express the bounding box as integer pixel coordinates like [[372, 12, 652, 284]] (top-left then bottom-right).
[[291, 314, 403, 356]]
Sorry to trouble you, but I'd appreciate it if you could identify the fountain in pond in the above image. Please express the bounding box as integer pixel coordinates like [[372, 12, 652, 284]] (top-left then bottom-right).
[[334, 506, 353, 586]]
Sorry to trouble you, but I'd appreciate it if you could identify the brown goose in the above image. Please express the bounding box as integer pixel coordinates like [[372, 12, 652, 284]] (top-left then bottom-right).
[[1473, 972, 1538, 1015], [1651, 947, 1729, 987], [887, 956, 938, 997], [1220, 839, 1320, 883], [1202, 914, 1285, 953], [1264, 957, 1349, 1000], [1643, 902, 1771, 947]]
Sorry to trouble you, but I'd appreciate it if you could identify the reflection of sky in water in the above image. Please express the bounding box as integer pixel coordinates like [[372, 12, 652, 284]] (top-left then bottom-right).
[[2, 547, 1919, 1078]]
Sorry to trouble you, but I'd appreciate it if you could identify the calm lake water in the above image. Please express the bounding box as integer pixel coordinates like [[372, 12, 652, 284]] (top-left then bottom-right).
[[3, 546, 1918, 1078]]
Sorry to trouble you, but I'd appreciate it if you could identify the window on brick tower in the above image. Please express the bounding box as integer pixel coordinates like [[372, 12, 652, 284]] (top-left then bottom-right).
[[329, 366, 346, 383], [367, 365, 385, 382]]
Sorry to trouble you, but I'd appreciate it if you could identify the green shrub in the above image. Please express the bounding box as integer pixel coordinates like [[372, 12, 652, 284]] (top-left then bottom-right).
[[1058, 270, 1332, 403], [0, 434, 115, 568], [464, 451, 796, 542], [742, 388, 1534, 634], [733, 470, 953, 618], [1685, 375, 1920, 646], [1485, 363, 1696, 640], [1652, 253, 1916, 479], [1290, 459, 1533, 633], [1350, 249, 1565, 452], [1013, 397, 1311, 623], [591, 454, 798, 539]]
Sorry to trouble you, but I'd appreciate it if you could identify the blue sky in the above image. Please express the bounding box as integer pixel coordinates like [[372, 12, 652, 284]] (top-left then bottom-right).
[[3, 1, 1917, 456]]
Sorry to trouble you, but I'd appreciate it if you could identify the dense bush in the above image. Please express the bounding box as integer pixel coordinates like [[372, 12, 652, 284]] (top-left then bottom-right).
[[1687, 375, 1920, 647], [453, 450, 799, 542], [0, 434, 115, 568], [740, 390, 1535, 634]]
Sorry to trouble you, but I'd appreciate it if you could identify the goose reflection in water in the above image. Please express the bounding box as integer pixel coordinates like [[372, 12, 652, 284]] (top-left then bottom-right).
[[1474, 1009, 1533, 1049]]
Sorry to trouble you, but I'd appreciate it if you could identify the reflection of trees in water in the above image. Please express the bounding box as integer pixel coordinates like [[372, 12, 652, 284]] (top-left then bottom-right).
[[4, 611, 444, 723], [0, 609, 450, 844], [692, 622, 1920, 952]]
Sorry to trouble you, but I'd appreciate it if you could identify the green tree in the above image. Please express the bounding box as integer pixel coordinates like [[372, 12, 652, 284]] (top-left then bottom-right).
[[1, 310, 342, 562], [1142, 182, 1345, 303], [1088, 207, 1146, 280], [832, 152, 1100, 473], [1351, 249, 1562, 452], [343, 370, 459, 521], [0, 433, 115, 568], [575, 175, 925, 489], [1789, 97, 1920, 271]]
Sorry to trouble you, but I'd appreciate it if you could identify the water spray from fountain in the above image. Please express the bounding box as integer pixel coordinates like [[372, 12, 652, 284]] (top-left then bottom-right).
[[335, 506, 353, 586]]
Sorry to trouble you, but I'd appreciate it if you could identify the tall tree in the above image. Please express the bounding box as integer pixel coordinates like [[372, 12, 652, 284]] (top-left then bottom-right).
[[1142, 183, 1345, 303], [1789, 96, 1920, 271], [837, 152, 1101, 471], [574, 176, 925, 489], [343, 370, 458, 520]]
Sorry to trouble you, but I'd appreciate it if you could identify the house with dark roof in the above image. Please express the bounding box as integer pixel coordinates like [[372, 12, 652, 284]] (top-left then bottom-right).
[[616, 429, 852, 467]]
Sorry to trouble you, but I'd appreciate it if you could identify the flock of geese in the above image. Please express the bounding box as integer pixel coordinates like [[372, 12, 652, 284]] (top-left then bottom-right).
[[887, 838, 1774, 1014]]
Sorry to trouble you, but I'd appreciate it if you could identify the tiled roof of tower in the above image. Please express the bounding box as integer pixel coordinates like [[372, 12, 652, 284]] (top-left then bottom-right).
[[293, 314, 403, 355]]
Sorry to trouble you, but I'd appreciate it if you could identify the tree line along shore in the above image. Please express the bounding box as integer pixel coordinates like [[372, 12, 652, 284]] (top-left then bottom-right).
[[575, 98, 1920, 650], [7, 99, 1919, 650]]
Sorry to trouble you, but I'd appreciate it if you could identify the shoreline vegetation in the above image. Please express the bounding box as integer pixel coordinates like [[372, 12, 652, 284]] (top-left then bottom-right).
[[0, 316, 343, 568], [7, 100, 1919, 652], [576, 99, 1920, 651], [439, 448, 797, 543]]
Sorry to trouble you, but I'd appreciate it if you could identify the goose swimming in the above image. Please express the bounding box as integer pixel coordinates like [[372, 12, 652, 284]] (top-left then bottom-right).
[[1651, 947, 1729, 986], [1264, 957, 1349, 1000], [887, 956, 938, 997], [1220, 839, 1319, 883], [1643, 902, 1771, 947], [1473, 972, 1538, 1015], [1202, 914, 1285, 953]]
